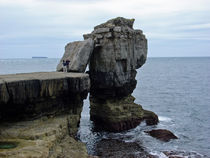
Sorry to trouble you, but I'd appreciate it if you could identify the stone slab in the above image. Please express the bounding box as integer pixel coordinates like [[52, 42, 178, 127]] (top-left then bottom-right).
[[0, 72, 90, 121], [56, 39, 94, 72], [0, 72, 90, 104]]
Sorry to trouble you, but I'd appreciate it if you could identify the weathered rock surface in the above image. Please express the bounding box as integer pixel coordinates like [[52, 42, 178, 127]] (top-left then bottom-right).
[[145, 129, 178, 142], [56, 39, 94, 72], [0, 72, 90, 121], [0, 115, 88, 158], [0, 17, 160, 157], [84, 17, 157, 132], [163, 150, 208, 158], [90, 95, 158, 132], [94, 139, 156, 158], [85, 17, 147, 97], [0, 72, 93, 157]]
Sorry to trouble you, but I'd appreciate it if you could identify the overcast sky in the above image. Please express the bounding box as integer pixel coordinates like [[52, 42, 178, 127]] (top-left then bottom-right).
[[0, 0, 210, 58]]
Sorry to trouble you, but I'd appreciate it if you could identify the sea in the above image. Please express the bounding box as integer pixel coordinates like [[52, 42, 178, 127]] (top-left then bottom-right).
[[0, 57, 210, 157]]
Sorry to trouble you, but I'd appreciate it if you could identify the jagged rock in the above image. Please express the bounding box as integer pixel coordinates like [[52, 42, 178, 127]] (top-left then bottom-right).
[[90, 95, 158, 132], [163, 151, 208, 158], [145, 129, 178, 142], [94, 17, 135, 29], [85, 17, 147, 98], [0, 115, 88, 158], [95, 139, 157, 158], [0, 72, 90, 121], [56, 39, 94, 72]]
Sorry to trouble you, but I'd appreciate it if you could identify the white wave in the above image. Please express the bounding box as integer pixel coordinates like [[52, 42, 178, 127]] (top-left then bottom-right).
[[159, 116, 172, 122], [149, 151, 168, 158]]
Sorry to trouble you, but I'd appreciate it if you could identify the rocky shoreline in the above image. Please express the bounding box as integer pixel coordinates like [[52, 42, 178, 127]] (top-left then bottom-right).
[[0, 17, 184, 158], [0, 115, 88, 158], [0, 72, 90, 157]]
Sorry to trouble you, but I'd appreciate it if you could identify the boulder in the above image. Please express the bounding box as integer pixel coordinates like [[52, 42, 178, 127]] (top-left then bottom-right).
[[56, 38, 94, 72], [145, 129, 178, 142]]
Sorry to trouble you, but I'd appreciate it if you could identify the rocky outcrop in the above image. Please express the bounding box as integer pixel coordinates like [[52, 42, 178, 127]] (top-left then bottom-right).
[[0, 115, 88, 158], [85, 17, 157, 132], [90, 95, 158, 132], [145, 129, 178, 142], [56, 39, 94, 72], [0, 72, 90, 121], [0, 72, 91, 157], [163, 151, 208, 158], [95, 139, 156, 158], [0, 17, 159, 157], [84, 17, 147, 98]]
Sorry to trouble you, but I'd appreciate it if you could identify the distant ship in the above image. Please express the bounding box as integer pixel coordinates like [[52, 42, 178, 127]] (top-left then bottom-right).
[[32, 57, 48, 59]]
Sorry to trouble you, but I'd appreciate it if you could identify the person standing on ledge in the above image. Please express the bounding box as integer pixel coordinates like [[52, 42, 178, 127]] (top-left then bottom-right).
[[62, 60, 67, 72], [66, 59, 70, 72]]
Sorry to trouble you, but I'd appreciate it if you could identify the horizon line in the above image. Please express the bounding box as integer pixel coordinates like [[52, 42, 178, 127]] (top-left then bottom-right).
[[1, 56, 210, 59]]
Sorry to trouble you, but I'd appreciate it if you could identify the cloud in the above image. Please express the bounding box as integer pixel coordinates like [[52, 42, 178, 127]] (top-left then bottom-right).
[[146, 32, 210, 41], [177, 23, 210, 30], [0, 0, 210, 57]]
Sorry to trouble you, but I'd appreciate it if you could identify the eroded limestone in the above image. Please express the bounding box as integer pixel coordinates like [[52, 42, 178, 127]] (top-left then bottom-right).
[[56, 39, 94, 72], [0, 115, 88, 158], [0, 72, 90, 121], [90, 95, 158, 132], [86, 17, 157, 132]]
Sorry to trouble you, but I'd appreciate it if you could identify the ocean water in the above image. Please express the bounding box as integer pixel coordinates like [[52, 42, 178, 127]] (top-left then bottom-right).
[[0, 58, 59, 74], [0, 57, 210, 157]]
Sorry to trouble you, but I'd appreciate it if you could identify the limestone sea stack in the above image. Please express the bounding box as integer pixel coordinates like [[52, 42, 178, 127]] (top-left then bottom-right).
[[84, 17, 158, 132], [84, 17, 147, 97]]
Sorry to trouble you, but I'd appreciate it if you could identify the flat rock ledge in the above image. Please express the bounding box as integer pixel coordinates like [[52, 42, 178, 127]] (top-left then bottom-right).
[[95, 139, 156, 158], [0, 72, 91, 158], [0, 72, 90, 121]]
